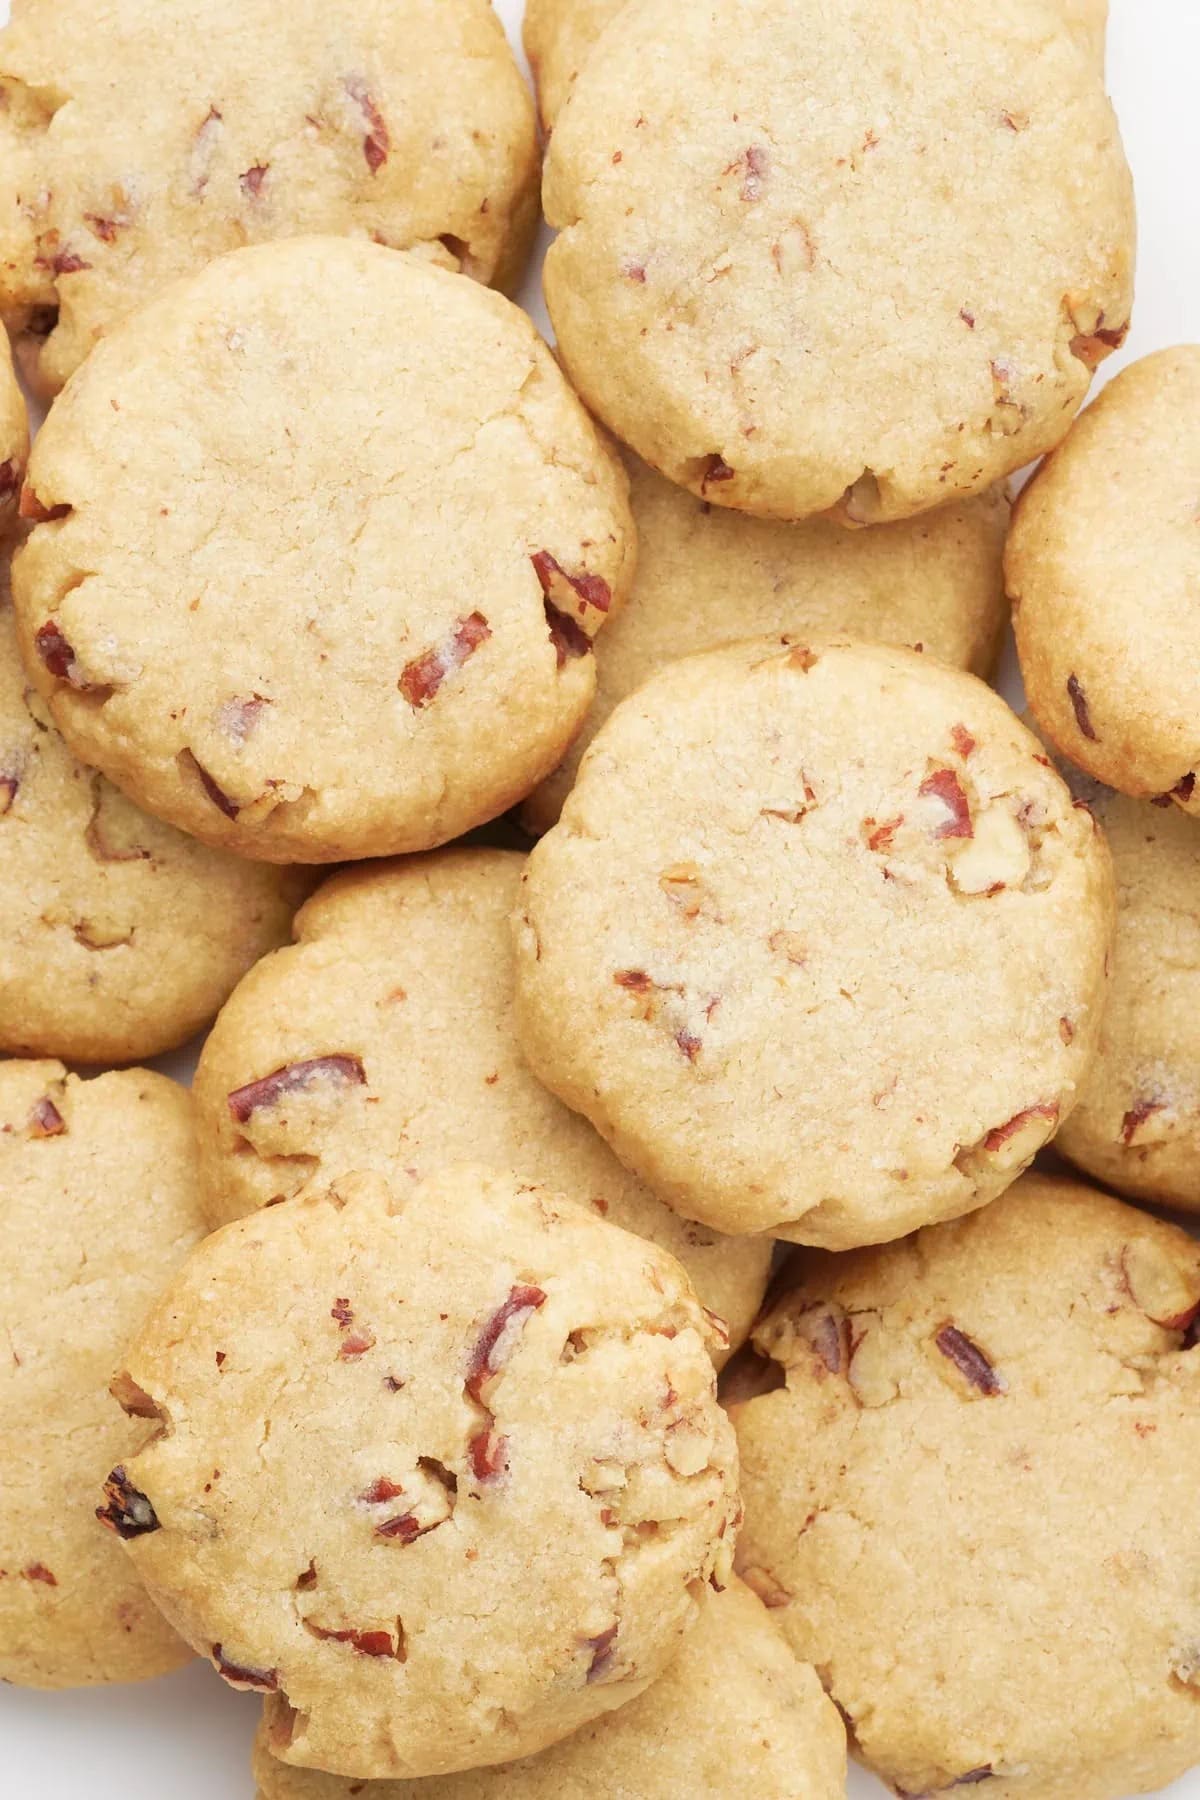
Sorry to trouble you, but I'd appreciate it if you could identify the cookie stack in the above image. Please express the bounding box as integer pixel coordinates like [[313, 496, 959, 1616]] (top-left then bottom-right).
[[1, 4, 1198, 1800]]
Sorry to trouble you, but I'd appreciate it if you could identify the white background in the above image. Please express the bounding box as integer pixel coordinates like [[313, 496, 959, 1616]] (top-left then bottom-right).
[[4, 1, 1200, 1795]]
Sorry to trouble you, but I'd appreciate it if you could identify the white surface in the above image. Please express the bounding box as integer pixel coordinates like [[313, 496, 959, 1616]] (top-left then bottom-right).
[[4, 1, 1200, 1794]]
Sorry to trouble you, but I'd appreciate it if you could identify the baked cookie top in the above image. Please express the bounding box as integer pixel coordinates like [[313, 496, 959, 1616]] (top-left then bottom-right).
[[0, 1059, 205, 1688], [192, 848, 770, 1358], [523, 453, 1009, 832], [13, 238, 633, 863], [250, 1579, 845, 1800], [543, 0, 1133, 522], [1011, 346, 1200, 816], [514, 639, 1113, 1247], [0, 0, 539, 393], [109, 1168, 739, 1780], [731, 1173, 1200, 1800]]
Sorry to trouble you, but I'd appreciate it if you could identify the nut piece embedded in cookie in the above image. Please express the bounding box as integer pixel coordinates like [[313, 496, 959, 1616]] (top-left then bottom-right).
[[105, 1167, 739, 1780]]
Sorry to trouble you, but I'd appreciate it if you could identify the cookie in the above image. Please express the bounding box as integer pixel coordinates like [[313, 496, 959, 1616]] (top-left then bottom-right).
[[730, 1173, 1200, 1800], [250, 1578, 845, 1800], [1011, 347, 1200, 817], [107, 1166, 739, 1779], [0, 559, 309, 1061], [523, 453, 1010, 832], [12, 238, 633, 863], [0, 332, 29, 528], [514, 639, 1113, 1249], [0, 1059, 205, 1687], [542, 0, 1134, 523], [0, 0, 539, 394], [192, 849, 769, 1357], [1050, 770, 1200, 1213]]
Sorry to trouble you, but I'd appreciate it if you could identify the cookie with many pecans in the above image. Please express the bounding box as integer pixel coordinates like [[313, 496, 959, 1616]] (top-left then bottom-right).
[[0, 1060, 205, 1687], [542, 0, 1133, 523], [1011, 347, 1200, 817], [250, 1578, 845, 1800], [0, 0, 539, 394], [12, 238, 633, 862], [730, 1173, 1200, 1800], [105, 1167, 739, 1779], [514, 639, 1114, 1249], [192, 849, 770, 1358]]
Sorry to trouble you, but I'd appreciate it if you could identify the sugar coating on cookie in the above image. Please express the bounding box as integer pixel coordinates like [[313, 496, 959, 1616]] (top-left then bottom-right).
[[730, 1174, 1200, 1800], [1052, 770, 1200, 1213], [109, 1168, 739, 1780], [13, 239, 633, 863], [543, 0, 1133, 523], [523, 454, 1010, 832], [0, 1060, 205, 1688], [0, 562, 308, 1061], [0, 332, 29, 525], [514, 639, 1113, 1248], [250, 1579, 845, 1800], [192, 849, 770, 1358], [0, 0, 539, 394], [1011, 347, 1200, 815]]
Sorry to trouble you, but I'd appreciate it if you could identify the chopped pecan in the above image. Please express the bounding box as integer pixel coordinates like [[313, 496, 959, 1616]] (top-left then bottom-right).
[[1066, 674, 1097, 741], [212, 1645, 279, 1690], [227, 1054, 366, 1124], [468, 1428, 509, 1482], [34, 622, 92, 688], [700, 453, 735, 492], [399, 611, 491, 707], [982, 1102, 1058, 1153], [358, 1477, 405, 1505], [1121, 1098, 1166, 1146], [28, 1096, 66, 1138], [934, 1324, 1005, 1396], [950, 725, 976, 758], [19, 489, 70, 524], [307, 1621, 401, 1658], [96, 1467, 160, 1538], [585, 1622, 618, 1681], [466, 1285, 546, 1402], [919, 769, 973, 840], [343, 76, 389, 174], [530, 550, 612, 615], [239, 164, 268, 197], [23, 1562, 56, 1585], [544, 599, 592, 667]]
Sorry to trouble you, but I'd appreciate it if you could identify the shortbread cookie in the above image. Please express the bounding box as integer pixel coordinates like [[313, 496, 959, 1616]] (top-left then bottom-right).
[[250, 1579, 845, 1800], [0, 1060, 204, 1687], [193, 850, 769, 1356], [108, 1168, 739, 1779], [514, 640, 1113, 1248], [0, 565, 308, 1061], [543, 0, 1133, 523], [731, 1174, 1200, 1800], [13, 239, 633, 863], [0, 0, 539, 394], [1011, 347, 1200, 816], [0, 334, 28, 527], [524, 455, 1009, 831]]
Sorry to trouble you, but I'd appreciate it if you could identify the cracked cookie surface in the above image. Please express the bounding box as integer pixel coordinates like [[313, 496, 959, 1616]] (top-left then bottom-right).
[[249, 1577, 845, 1799], [730, 1173, 1200, 1800], [542, 0, 1133, 523], [1011, 347, 1200, 817], [0, 0, 539, 394], [192, 848, 770, 1358], [0, 1059, 205, 1687], [108, 1167, 739, 1780], [523, 451, 1010, 832], [514, 639, 1113, 1247], [12, 238, 634, 862]]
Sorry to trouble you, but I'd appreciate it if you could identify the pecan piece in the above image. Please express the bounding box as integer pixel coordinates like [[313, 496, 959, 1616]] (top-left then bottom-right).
[[700, 453, 735, 492], [344, 76, 390, 174], [28, 1096, 66, 1138], [399, 612, 491, 708], [982, 1102, 1058, 1153], [239, 164, 268, 197], [1066, 673, 1097, 741], [544, 598, 592, 667], [227, 1054, 366, 1124], [531, 550, 612, 615], [468, 1428, 509, 1482], [23, 1562, 56, 1585], [34, 622, 93, 688], [212, 1645, 279, 1691], [919, 768, 973, 840], [96, 1467, 160, 1538], [934, 1324, 1006, 1396], [19, 489, 70, 524], [1121, 1098, 1166, 1146], [585, 1622, 618, 1681], [466, 1285, 546, 1402]]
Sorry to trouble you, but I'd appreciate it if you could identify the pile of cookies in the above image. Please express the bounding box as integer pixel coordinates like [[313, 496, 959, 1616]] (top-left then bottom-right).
[[2, 3, 1198, 1798]]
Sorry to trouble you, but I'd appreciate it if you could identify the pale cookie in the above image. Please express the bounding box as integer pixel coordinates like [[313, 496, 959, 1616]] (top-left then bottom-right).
[[543, 0, 1134, 524], [107, 1167, 739, 1780], [13, 238, 633, 863], [193, 849, 769, 1358], [730, 1173, 1200, 1800], [0, 332, 29, 527], [514, 640, 1113, 1248], [0, 0, 539, 394], [1011, 347, 1200, 816], [0, 560, 308, 1061], [523, 454, 1010, 832], [0, 1060, 204, 1687], [250, 1579, 845, 1800]]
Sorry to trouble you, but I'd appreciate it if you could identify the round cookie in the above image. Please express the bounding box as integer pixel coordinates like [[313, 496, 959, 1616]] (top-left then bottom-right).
[[523, 454, 1010, 832], [250, 1580, 846, 1800], [542, 0, 1134, 524], [1051, 771, 1200, 1213], [12, 238, 634, 863], [730, 1173, 1200, 1800], [0, 0, 539, 394], [1011, 347, 1200, 816], [514, 639, 1114, 1249], [108, 1167, 739, 1779], [0, 1059, 205, 1687], [192, 849, 769, 1358], [0, 558, 309, 1061], [0, 331, 29, 527]]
